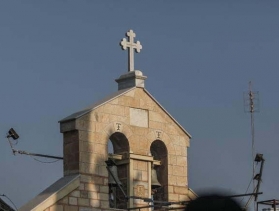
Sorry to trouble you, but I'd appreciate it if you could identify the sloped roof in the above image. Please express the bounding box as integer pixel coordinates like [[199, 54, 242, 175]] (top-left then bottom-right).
[[59, 87, 135, 122], [59, 87, 191, 138], [19, 174, 79, 211], [0, 198, 14, 211]]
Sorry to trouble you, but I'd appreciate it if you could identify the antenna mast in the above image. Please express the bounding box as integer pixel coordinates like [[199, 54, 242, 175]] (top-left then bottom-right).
[[244, 81, 260, 210], [249, 81, 256, 191]]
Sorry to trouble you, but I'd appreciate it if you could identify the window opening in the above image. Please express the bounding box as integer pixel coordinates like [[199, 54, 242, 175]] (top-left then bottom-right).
[[107, 132, 129, 209], [150, 140, 168, 209]]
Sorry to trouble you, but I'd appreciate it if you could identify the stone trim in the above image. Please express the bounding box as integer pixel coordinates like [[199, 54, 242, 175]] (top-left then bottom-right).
[[129, 153, 153, 162], [143, 89, 192, 138]]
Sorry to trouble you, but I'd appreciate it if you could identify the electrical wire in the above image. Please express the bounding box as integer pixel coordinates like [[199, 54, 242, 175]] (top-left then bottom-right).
[[6, 135, 62, 164], [10, 139, 18, 145], [240, 176, 253, 203], [0, 194, 18, 211], [240, 164, 258, 203], [30, 155, 61, 163], [240, 163, 258, 203]]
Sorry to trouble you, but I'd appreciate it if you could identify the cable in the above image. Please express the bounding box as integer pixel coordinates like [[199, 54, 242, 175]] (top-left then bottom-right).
[[240, 176, 253, 203], [10, 139, 18, 146], [30, 156, 61, 163], [240, 163, 260, 205], [0, 194, 18, 211]]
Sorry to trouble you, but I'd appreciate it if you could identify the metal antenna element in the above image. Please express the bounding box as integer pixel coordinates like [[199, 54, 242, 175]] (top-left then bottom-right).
[[244, 154, 265, 210], [243, 82, 260, 211], [105, 159, 128, 200]]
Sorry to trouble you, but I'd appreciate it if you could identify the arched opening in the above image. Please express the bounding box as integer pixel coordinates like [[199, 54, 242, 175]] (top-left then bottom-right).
[[150, 140, 168, 205], [109, 132, 129, 154], [107, 132, 129, 209]]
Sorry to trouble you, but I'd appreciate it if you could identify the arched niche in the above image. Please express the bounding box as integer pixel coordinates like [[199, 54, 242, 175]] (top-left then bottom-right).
[[107, 132, 129, 209], [150, 140, 168, 202], [109, 132, 129, 154]]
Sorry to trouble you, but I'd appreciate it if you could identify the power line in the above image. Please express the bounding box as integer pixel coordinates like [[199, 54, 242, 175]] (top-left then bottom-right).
[[0, 194, 18, 211], [240, 176, 254, 203], [31, 156, 61, 163]]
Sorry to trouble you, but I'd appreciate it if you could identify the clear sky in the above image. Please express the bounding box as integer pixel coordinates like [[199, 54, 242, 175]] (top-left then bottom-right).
[[0, 1, 279, 210]]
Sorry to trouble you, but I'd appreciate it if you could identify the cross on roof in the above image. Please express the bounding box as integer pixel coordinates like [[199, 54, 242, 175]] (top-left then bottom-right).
[[120, 29, 142, 72]]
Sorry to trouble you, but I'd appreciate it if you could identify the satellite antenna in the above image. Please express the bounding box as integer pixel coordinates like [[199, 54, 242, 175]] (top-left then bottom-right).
[[6, 128, 63, 160]]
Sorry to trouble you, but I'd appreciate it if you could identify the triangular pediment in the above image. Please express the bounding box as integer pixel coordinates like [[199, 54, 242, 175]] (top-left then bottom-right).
[[60, 87, 191, 139]]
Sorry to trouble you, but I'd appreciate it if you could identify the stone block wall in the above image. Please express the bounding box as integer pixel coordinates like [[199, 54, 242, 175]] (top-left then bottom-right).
[[43, 174, 111, 211], [60, 87, 192, 209], [63, 130, 80, 175], [132, 160, 148, 208]]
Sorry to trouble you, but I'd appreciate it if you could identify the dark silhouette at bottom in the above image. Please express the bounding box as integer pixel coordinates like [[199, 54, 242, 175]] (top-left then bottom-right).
[[186, 194, 242, 211]]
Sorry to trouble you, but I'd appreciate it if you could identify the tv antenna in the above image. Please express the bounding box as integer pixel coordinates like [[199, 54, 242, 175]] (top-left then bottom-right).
[[243, 81, 260, 210], [6, 128, 63, 162]]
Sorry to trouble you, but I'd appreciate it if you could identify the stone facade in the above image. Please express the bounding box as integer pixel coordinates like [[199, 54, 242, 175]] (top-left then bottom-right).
[[56, 87, 194, 211], [18, 29, 197, 211], [19, 77, 196, 211]]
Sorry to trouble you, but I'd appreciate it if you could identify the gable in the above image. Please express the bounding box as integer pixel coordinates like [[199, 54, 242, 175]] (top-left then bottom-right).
[[60, 87, 191, 139]]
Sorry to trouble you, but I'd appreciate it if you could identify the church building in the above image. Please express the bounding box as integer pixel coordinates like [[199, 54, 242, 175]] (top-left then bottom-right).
[[19, 30, 197, 211]]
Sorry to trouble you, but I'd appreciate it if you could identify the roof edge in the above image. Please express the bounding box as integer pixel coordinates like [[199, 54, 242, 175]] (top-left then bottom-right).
[[59, 87, 136, 123], [143, 89, 192, 138], [188, 188, 198, 198], [58, 87, 191, 138], [19, 174, 80, 211]]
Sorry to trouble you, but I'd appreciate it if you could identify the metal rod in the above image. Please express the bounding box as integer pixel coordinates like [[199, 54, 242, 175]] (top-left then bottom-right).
[[127, 205, 156, 210], [245, 188, 259, 208], [7, 137, 16, 155], [165, 207, 187, 210], [227, 192, 263, 198], [129, 196, 152, 202], [255, 159, 265, 201], [106, 166, 128, 200], [6, 132, 63, 160], [13, 149, 63, 160], [129, 196, 188, 205]]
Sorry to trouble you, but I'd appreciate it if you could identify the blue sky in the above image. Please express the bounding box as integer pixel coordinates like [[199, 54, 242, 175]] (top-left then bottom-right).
[[0, 1, 279, 210]]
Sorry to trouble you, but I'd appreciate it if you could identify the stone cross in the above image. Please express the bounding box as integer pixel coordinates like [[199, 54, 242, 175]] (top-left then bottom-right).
[[120, 29, 142, 72]]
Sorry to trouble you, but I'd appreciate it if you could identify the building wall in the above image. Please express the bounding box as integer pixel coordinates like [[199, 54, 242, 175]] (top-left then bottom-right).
[[59, 87, 191, 210]]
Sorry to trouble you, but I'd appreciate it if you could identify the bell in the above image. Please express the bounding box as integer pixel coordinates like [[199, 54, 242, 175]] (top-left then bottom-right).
[[108, 165, 122, 187], [151, 168, 161, 189]]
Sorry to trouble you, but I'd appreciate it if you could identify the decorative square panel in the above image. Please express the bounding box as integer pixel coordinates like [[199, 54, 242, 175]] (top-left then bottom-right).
[[130, 108, 148, 128]]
